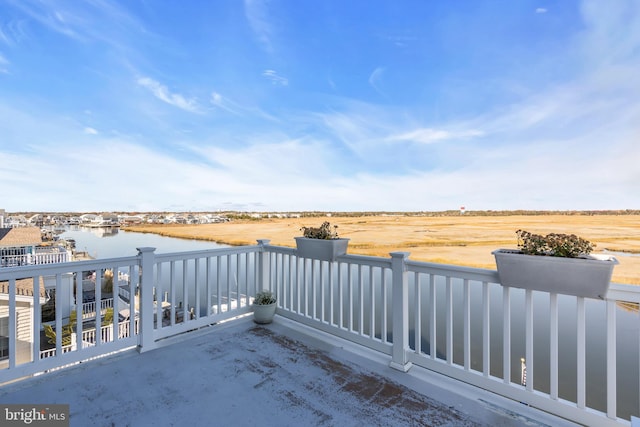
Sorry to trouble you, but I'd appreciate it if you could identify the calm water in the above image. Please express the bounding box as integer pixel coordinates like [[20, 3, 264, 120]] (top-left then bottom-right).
[[58, 226, 226, 258]]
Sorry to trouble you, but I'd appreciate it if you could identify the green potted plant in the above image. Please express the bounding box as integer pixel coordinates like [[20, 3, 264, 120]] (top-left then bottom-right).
[[252, 289, 277, 324], [295, 221, 350, 261], [493, 230, 619, 299]]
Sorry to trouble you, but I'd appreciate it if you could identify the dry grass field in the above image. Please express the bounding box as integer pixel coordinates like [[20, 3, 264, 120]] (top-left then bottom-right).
[[125, 214, 640, 284]]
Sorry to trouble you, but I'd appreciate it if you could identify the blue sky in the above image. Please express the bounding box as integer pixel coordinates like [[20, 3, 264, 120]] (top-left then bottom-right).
[[1, 0, 638, 212]]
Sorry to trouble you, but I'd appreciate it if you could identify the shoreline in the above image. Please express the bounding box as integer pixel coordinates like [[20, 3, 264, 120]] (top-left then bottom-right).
[[124, 214, 640, 284]]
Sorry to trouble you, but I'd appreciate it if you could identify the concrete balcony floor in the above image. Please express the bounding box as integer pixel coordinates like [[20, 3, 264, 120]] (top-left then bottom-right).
[[0, 317, 578, 426]]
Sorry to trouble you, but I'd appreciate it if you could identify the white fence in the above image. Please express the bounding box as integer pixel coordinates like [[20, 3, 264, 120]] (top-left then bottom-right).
[[259, 242, 640, 427], [39, 319, 139, 359], [0, 241, 638, 426], [80, 298, 113, 320], [0, 250, 69, 267]]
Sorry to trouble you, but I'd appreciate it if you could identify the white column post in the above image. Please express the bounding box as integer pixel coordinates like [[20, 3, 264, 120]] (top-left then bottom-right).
[[137, 247, 156, 353], [389, 252, 412, 372], [257, 240, 271, 296]]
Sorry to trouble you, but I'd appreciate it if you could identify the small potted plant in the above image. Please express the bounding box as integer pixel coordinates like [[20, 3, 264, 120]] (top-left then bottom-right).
[[252, 289, 277, 324], [493, 230, 619, 299], [295, 221, 350, 261]]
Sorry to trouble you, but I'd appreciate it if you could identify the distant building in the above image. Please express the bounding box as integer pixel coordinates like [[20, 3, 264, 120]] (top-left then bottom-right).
[[93, 214, 119, 226], [0, 227, 68, 267], [119, 215, 144, 225], [0, 217, 49, 367], [80, 214, 97, 223], [0, 227, 43, 267], [0, 277, 47, 368]]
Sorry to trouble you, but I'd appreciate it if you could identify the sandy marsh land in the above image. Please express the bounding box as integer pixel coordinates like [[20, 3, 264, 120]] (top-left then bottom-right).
[[125, 214, 640, 285]]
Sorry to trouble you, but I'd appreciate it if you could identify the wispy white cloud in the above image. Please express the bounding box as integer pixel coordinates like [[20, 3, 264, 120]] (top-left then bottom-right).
[[6, 2, 91, 42], [0, 27, 9, 45], [579, 0, 640, 69], [262, 69, 288, 86], [316, 107, 389, 155], [192, 138, 332, 180], [0, 19, 28, 46], [137, 77, 201, 113], [1, 92, 638, 212], [0, 53, 8, 73], [6, 0, 143, 46], [244, 0, 275, 53], [210, 92, 242, 115], [535, 8, 548, 14], [368, 67, 385, 96], [83, 127, 98, 135], [390, 128, 484, 144], [383, 34, 418, 48]]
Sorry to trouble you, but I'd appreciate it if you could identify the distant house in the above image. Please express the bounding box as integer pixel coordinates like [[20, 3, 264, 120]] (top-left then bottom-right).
[[80, 213, 120, 227], [3, 215, 27, 228], [0, 220, 48, 367], [173, 215, 187, 224], [27, 214, 43, 226], [118, 215, 144, 225], [80, 214, 97, 224], [0, 277, 46, 368], [0, 227, 43, 267], [0, 227, 68, 267], [92, 214, 119, 226], [0, 207, 75, 362]]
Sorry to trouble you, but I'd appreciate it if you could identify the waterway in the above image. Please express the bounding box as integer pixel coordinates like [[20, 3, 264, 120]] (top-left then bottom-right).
[[58, 226, 226, 259]]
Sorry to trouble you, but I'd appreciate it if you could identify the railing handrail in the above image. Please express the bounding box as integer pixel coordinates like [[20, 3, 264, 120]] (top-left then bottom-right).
[[606, 283, 640, 303], [153, 244, 262, 263], [406, 259, 500, 282], [0, 256, 140, 280]]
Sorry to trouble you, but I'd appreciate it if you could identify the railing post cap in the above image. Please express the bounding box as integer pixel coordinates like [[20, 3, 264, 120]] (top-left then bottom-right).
[[257, 239, 271, 246], [136, 247, 156, 254], [390, 252, 410, 259]]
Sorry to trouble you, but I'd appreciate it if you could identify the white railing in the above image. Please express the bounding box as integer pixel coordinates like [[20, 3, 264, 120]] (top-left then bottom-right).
[[1, 250, 69, 267], [263, 245, 394, 355], [261, 242, 640, 427], [149, 244, 261, 341], [0, 255, 141, 379], [119, 286, 130, 301], [1, 241, 638, 426], [81, 298, 113, 320], [39, 319, 139, 359]]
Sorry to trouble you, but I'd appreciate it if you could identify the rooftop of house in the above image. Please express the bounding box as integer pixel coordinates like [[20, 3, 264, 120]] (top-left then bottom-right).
[[0, 227, 42, 247], [0, 277, 46, 298], [0, 316, 578, 426]]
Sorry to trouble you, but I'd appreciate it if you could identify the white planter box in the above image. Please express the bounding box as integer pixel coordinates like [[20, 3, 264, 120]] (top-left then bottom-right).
[[253, 302, 276, 324], [294, 237, 350, 262], [492, 249, 618, 299]]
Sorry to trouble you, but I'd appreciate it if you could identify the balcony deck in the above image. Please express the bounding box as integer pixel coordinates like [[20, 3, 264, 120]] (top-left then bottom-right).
[[0, 315, 575, 426]]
